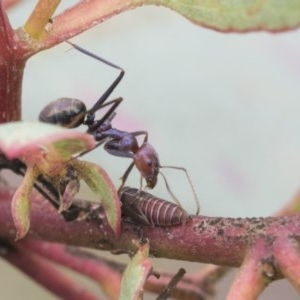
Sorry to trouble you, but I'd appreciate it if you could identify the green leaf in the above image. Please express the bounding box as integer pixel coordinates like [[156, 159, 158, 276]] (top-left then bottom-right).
[[71, 160, 121, 235], [11, 166, 39, 240], [119, 243, 152, 300], [145, 0, 300, 32]]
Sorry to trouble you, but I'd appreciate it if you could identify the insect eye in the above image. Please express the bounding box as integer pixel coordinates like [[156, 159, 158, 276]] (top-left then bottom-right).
[[146, 159, 152, 167]]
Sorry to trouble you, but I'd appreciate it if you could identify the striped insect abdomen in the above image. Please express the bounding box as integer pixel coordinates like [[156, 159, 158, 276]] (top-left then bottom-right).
[[119, 187, 189, 226]]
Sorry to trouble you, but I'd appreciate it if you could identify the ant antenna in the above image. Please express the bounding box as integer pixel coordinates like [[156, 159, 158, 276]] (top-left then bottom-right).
[[158, 171, 182, 207], [160, 165, 200, 215]]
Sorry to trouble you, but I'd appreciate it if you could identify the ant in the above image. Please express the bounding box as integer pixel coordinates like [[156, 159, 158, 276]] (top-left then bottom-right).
[[39, 41, 200, 215]]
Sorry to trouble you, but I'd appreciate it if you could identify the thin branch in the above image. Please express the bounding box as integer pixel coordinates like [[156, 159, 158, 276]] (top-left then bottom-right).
[[21, 240, 121, 300], [16, 0, 144, 56], [41, 0, 140, 47], [189, 264, 229, 296], [226, 238, 277, 299], [1, 241, 100, 300], [145, 265, 229, 299], [22, 240, 214, 299], [23, 0, 61, 40], [145, 272, 208, 300], [274, 237, 300, 294], [156, 268, 186, 300]]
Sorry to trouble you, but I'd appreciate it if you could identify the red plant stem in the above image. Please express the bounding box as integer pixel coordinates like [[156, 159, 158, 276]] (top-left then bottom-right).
[[21, 240, 121, 300], [22, 240, 215, 299], [226, 239, 272, 299], [274, 237, 300, 294], [22, 240, 223, 299], [3, 0, 20, 9], [0, 186, 300, 267], [28, 0, 144, 51], [2, 244, 101, 300], [0, 2, 24, 122]]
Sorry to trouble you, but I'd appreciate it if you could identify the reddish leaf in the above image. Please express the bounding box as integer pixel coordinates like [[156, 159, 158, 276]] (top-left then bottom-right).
[[71, 160, 121, 235], [0, 121, 94, 166], [11, 166, 39, 240]]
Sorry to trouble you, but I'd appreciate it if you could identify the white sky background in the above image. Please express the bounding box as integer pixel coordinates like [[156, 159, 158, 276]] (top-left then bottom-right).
[[5, 2, 300, 299]]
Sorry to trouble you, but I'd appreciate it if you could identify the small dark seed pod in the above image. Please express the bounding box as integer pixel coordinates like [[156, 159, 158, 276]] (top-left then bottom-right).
[[119, 187, 189, 226], [39, 98, 87, 128]]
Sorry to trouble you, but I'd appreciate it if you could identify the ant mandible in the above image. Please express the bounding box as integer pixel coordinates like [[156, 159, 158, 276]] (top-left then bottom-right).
[[39, 41, 200, 215]]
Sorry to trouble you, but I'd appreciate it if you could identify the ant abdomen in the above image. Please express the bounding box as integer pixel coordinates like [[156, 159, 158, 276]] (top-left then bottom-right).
[[39, 97, 87, 128], [119, 187, 189, 227]]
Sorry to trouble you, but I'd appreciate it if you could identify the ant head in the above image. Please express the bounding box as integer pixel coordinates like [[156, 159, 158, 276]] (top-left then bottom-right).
[[134, 142, 160, 189]]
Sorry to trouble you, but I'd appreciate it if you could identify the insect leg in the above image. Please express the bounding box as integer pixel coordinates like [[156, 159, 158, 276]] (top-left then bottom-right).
[[65, 41, 124, 121], [161, 165, 200, 215], [118, 161, 135, 192], [131, 130, 148, 143]]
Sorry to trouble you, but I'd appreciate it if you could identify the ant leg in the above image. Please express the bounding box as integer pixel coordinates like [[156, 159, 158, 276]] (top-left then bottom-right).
[[131, 131, 148, 143], [87, 97, 123, 129], [65, 41, 125, 120], [86, 97, 122, 131], [139, 175, 144, 191], [67, 98, 122, 129], [74, 138, 109, 159], [159, 171, 182, 207], [102, 130, 147, 158], [161, 165, 200, 215], [118, 161, 135, 192], [104, 139, 134, 158], [68, 96, 122, 129]]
